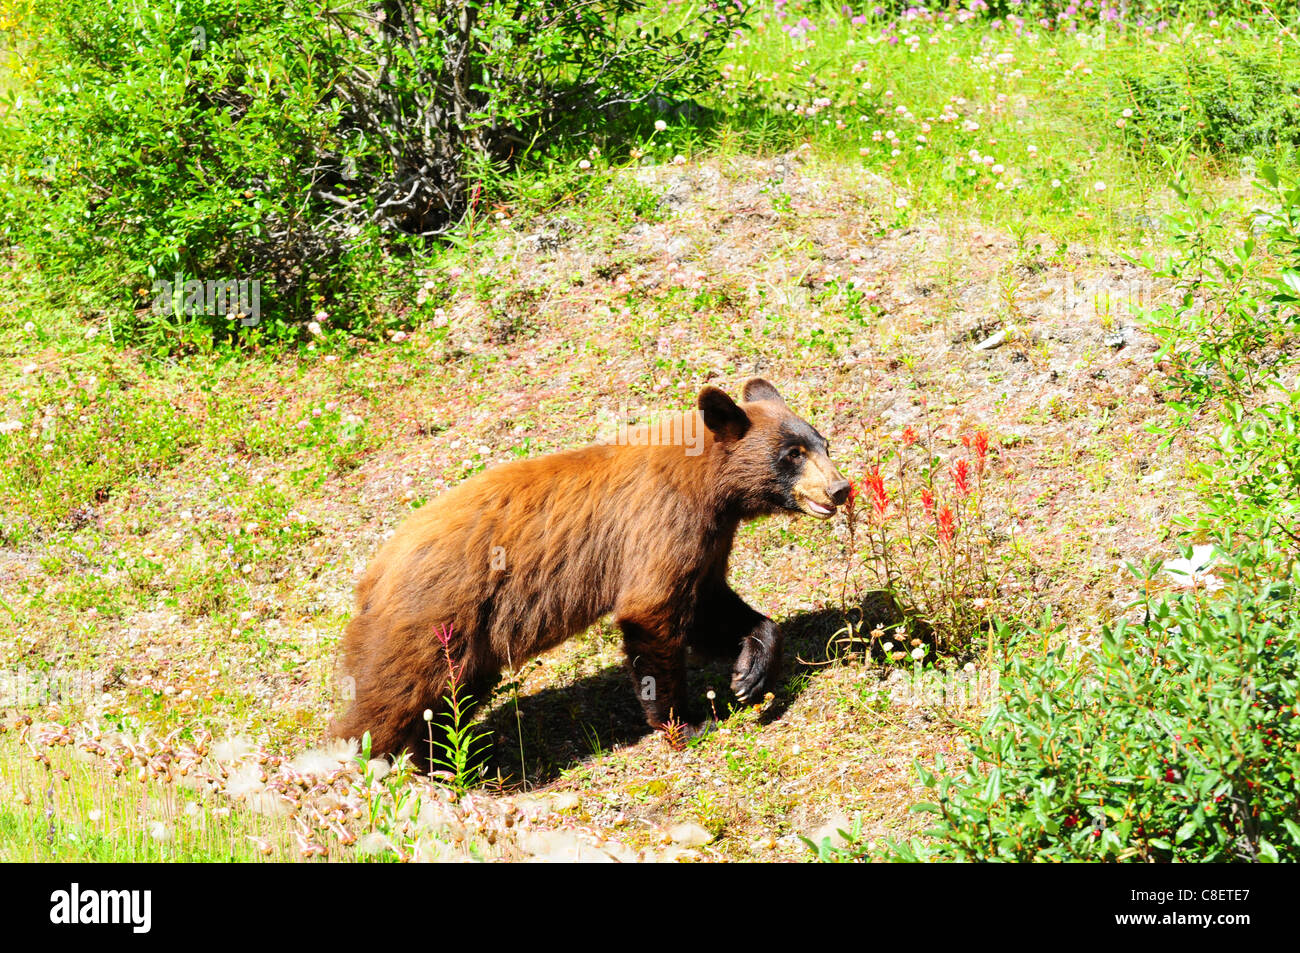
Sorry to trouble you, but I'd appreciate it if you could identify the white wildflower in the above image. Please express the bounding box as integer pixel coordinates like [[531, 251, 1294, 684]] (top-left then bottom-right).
[[1163, 545, 1224, 592]]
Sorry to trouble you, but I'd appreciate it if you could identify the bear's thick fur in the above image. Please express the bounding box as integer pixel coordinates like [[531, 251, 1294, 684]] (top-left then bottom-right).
[[331, 378, 849, 759]]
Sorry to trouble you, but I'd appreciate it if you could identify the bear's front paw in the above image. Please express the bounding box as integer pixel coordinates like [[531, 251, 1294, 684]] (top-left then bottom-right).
[[730, 620, 781, 704]]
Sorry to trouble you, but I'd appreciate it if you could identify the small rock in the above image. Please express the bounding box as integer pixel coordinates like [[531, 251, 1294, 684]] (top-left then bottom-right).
[[663, 235, 693, 260], [808, 813, 855, 849], [656, 846, 702, 863], [974, 329, 1010, 350], [974, 325, 1037, 350], [519, 830, 613, 862], [668, 822, 713, 847], [548, 791, 580, 812], [1103, 326, 1136, 349]]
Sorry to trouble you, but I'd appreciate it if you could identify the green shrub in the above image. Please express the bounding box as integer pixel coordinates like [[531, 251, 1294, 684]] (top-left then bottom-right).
[[877, 543, 1300, 862], [1117, 49, 1300, 162], [312, 0, 747, 229], [0, 0, 368, 346], [1142, 166, 1300, 549], [0, 0, 746, 349]]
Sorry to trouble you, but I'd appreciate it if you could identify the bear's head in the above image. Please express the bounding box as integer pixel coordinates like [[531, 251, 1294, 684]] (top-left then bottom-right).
[[698, 378, 851, 520]]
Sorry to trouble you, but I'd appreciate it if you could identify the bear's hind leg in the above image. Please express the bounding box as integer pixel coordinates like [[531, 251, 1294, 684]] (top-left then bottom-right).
[[617, 611, 688, 729]]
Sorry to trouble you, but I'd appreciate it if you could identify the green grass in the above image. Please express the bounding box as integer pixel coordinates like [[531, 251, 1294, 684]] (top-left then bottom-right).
[[554, 5, 1298, 250], [0, 739, 302, 862]]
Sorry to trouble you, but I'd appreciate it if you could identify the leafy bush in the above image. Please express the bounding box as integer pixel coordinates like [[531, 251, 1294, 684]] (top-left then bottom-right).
[[809, 163, 1300, 866], [880, 542, 1300, 862], [0, 0, 746, 347], [0, 0, 367, 345], [1143, 166, 1300, 549], [314, 0, 747, 233], [1117, 49, 1300, 162]]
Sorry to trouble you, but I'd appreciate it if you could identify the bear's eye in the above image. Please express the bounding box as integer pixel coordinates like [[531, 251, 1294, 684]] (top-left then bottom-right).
[[784, 446, 805, 462]]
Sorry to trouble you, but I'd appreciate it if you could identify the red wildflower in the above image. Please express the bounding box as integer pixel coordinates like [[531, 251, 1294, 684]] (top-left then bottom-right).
[[864, 468, 889, 519], [937, 505, 955, 544], [920, 487, 935, 514], [974, 430, 990, 473], [951, 459, 971, 495], [901, 426, 918, 447], [961, 433, 972, 449]]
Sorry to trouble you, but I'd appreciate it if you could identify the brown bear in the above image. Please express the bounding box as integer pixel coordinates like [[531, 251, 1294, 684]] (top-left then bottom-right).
[[330, 378, 850, 760]]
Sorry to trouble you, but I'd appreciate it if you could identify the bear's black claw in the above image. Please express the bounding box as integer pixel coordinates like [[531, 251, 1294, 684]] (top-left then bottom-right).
[[730, 621, 780, 703]]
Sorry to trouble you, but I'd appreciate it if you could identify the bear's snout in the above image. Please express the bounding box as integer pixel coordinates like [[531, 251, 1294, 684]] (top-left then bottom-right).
[[828, 478, 851, 506]]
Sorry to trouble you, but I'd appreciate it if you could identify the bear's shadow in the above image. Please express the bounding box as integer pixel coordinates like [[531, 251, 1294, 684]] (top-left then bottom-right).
[[476, 592, 904, 788]]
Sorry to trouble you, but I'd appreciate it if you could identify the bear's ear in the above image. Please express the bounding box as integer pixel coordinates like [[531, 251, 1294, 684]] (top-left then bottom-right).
[[742, 377, 785, 406], [698, 385, 751, 442]]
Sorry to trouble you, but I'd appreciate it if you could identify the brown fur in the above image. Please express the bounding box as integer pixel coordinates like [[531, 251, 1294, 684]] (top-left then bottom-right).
[[330, 379, 847, 761]]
